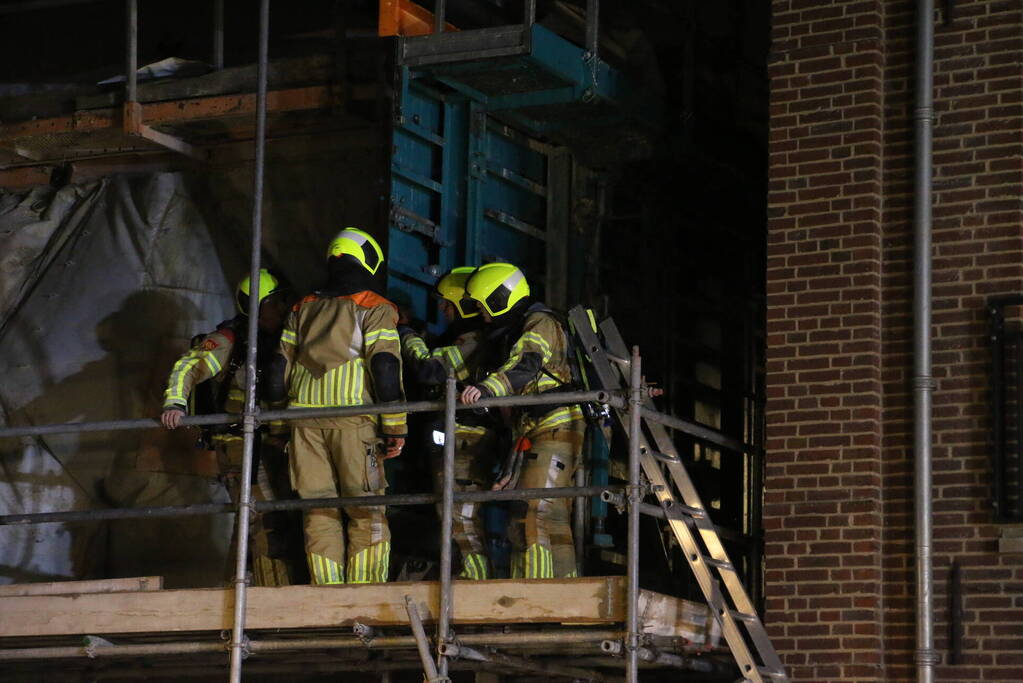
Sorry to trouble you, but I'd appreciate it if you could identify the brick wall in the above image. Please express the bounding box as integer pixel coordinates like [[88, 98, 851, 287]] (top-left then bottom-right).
[[765, 1, 1023, 681]]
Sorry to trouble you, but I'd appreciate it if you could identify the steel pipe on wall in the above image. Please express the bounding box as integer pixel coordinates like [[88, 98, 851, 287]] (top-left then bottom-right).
[[913, 1, 937, 681]]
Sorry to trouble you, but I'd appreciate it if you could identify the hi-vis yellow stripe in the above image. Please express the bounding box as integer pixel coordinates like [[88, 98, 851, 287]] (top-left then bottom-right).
[[381, 413, 405, 427], [534, 405, 584, 432], [347, 541, 390, 583], [519, 331, 552, 362], [443, 345, 468, 380], [481, 374, 506, 397], [365, 328, 400, 345], [455, 424, 488, 436], [289, 358, 367, 407], [281, 328, 298, 345], [164, 356, 202, 405], [307, 552, 344, 584], [460, 552, 489, 580], [523, 543, 553, 579], [202, 352, 222, 375], [404, 335, 430, 360]]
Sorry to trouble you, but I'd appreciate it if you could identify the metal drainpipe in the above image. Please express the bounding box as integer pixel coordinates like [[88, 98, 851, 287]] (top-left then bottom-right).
[[228, 0, 269, 680], [913, 0, 937, 681]]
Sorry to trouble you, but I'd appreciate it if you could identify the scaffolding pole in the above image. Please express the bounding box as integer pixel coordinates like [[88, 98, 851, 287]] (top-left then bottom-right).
[[436, 373, 457, 678], [228, 1, 269, 679], [625, 346, 642, 683], [0, 629, 624, 662]]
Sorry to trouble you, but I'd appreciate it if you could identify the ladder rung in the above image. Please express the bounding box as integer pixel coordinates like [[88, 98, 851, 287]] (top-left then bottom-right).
[[758, 667, 788, 679], [662, 500, 706, 520], [642, 448, 680, 464], [730, 610, 759, 623], [704, 556, 734, 572]]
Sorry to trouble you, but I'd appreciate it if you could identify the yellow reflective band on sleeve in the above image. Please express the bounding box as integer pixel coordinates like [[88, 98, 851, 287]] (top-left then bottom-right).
[[281, 328, 298, 345], [202, 351, 222, 376], [164, 356, 201, 405], [443, 346, 468, 380], [365, 328, 400, 345], [519, 331, 552, 362], [381, 413, 406, 427], [405, 335, 430, 360], [481, 375, 507, 398], [307, 552, 344, 584]]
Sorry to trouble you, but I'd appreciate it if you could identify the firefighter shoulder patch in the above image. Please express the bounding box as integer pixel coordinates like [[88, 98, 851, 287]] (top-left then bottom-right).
[[201, 338, 219, 351]]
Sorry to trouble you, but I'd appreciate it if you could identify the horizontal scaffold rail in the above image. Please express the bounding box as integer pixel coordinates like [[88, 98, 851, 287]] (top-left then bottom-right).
[[0, 486, 620, 526], [0, 389, 616, 439]]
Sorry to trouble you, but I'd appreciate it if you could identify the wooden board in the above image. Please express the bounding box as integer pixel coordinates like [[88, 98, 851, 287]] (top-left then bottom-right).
[[0, 576, 162, 598], [0, 576, 712, 648], [0, 577, 617, 638]]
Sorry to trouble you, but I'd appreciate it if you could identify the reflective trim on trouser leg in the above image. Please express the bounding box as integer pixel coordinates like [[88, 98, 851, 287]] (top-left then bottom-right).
[[523, 543, 554, 579], [307, 552, 344, 584], [459, 552, 490, 580], [347, 540, 390, 584], [252, 555, 291, 587], [510, 552, 525, 579]]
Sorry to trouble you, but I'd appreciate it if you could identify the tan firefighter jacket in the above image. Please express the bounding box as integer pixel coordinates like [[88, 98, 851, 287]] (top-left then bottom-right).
[[280, 290, 406, 436]]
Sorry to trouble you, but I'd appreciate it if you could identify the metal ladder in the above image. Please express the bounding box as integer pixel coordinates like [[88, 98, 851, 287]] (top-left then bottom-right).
[[568, 306, 788, 683]]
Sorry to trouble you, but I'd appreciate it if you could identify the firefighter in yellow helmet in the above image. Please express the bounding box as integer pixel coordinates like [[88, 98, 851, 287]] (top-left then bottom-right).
[[399, 266, 496, 580], [277, 227, 406, 584], [460, 263, 584, 579], [161, 268, 295, 587]]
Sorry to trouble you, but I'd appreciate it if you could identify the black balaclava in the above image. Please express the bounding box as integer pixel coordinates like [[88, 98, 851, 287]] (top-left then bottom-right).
[[320, 254, 384, 297]]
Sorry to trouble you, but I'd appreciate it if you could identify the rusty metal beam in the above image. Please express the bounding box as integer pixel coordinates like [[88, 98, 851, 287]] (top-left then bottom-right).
[[0, 86, 334, 143], [378, 0, 458, 37]]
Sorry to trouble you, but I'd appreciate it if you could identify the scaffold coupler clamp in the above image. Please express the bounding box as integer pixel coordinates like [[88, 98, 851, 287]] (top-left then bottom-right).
[[915, 648, 941, 666], [353, 621, 375, 646], [221, 630, 252, 658], [82, 635, 112, 658], [600, 489, 626, 514]]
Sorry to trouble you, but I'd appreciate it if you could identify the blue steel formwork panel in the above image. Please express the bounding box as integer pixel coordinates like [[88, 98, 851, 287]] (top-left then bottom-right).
[[388, 78, 469, 330], [388, 69, 550, 327]]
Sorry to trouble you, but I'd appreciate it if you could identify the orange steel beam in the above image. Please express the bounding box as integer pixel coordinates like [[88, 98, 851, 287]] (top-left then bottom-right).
[[0, 86, 334, 143], [378, 0, 458, 37]]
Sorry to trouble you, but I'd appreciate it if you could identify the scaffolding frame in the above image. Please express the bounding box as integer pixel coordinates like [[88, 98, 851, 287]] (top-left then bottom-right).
[[0, 1, 741, 681]]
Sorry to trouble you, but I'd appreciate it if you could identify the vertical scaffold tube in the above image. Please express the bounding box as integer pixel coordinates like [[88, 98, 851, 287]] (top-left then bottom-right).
[[213, 0, 224, 71], [125, 0, 137, 103], [228, 0, 269, 680], [437, 373, 457, 677], [626, 346, 642, 683]]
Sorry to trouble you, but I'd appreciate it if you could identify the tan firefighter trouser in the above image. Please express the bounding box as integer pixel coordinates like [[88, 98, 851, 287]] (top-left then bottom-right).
[[508, 424, 584, 579], [290, 416, 390, 584], [220, 436, 292, 587], [432, 424, 496, 580]]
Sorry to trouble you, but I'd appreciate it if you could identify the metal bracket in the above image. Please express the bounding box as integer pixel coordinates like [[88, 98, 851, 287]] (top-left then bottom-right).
[[82, 635, 113, 659], [122, 102, 203, 160]]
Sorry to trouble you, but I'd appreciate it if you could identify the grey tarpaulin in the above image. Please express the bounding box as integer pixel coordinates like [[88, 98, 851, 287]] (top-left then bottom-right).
[[0, 174, 238, 586], [0, 129, 386, 586]]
